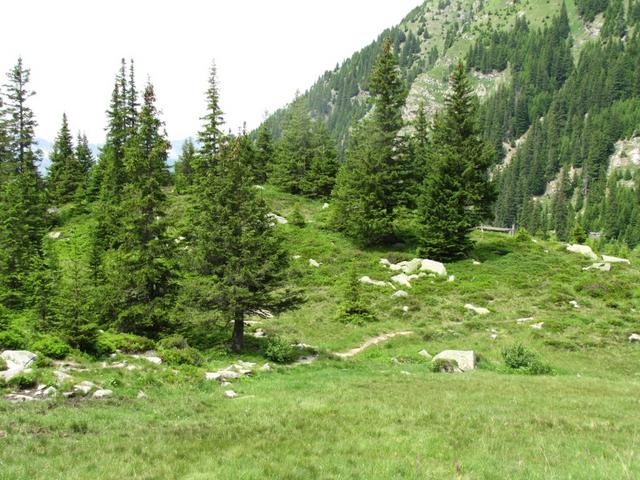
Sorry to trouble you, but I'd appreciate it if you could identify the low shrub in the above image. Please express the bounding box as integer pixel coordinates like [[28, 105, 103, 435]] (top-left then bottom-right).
[[159, 346, 203, 366], [157, 334, 189, 351], [430, 358, 458, 373], [264, 336, 296, 364], [0, 328, 27, 350], [515, 228, 531, 242], [31, 335, 70, 359], [98, 331, 155, 353], [8, 372, 37, 390], [289, 208, 306, 227], [336, 274, 376, 325], [502, 343, 552, 375]]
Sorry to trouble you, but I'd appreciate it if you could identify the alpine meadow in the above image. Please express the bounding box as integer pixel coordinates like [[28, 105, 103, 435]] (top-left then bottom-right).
[[2, 1, 640, 479]]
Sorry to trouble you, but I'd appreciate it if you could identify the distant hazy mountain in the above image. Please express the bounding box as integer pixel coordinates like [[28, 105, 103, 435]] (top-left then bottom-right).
[[36, 138, 186, 174]]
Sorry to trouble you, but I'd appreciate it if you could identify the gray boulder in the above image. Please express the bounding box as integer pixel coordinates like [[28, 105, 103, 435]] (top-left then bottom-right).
[[432, 350, 476, 372], [0, 350, 37, 381]]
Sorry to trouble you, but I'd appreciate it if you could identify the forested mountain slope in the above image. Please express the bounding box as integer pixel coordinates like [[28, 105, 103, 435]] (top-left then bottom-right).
[[263, 0, 640, 248]]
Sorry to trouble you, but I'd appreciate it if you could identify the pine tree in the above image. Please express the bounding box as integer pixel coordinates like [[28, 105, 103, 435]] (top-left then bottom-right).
[[0, 58, 45, 306], [254, 124, 273, 184], [188, 136, 290, 352], [417, 62, 495, 260], [174, 138, 196, 193], [47, 114, 85, 204], [331, 37, 410, 244], [196, 61, 224, 173], [75, 133, 94, 179], [101, 82, 176, 336]]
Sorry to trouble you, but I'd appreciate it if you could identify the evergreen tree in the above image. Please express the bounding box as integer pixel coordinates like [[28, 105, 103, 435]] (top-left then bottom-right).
[[174, 138, 196, 193], [188, 136, 290, 352], [47, 114, 85, 204], [196, 61, 224, 172], [331, 37, 410, 244], [254, 123, 273, 184], [101, 82, 176, 336], [0, 58, 45, 306], [75, 133, 94, 179], [417, 63, 495, 260]]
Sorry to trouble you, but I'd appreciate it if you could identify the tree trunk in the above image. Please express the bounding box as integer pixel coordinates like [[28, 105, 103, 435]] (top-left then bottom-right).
[[230, 314, 244, 353]]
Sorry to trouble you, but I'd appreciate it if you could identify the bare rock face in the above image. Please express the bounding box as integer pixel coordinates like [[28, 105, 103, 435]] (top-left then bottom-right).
[[583, 263, 611, 272], [392, 290, 408, 298], [360, 276, 391, 288], [267, 213, 288, 225], [432, 350, 476, 372], [92, 389, 113, 399], [0, 351, 37, 381], [566, 244, 597, 261], [629, 334, 640, 342]]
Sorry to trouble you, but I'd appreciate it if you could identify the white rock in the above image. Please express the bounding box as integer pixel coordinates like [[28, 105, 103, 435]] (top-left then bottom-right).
[[448, 275, 455, 282], [309, 259, 320, 268], [221, 381, 231, 387], [73, 381, 96, 396], [224, 390, 238, 399], [566, 244, 597, 260], [402, 306, 409, 313], [418, 349, 432, 358], [360, 276, 391, 288], [92, 389, 113, 399], [569, 300, 580, 309], [5, 394, 37, 403], [252, 328, 266, 338], [432, 350, 476, 372], [322, 203, 329, 209], [602, 255, 631, 265], [531, 322, 544, 330], [516, 317, 534, 324], [391, 273, 413, 288], [292, 255, 302, 260], [420, 259, 447, 276], [582, 263, 611, 272], [0, 350, 37, 381], [235, 360, 256, 369], [42, 386, 57, 398], [472, 260, 481, 265], [254, 185, 264, 190], [379, 258, 391, 267], [143, 356, 162, 365], [137, 390, 147, 399], [47, 231, 64, 240], [490, 334, 498, 340], [391, 290, 408, 298], [267, 213, 288, 225], [205, 372, 222, 381], [464, 304, 490, 315], [629, 334, 640, 342], [260, 363, 271, 371]]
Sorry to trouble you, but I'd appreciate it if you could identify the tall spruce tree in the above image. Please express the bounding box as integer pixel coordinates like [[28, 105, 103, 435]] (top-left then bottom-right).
[[0, 58, 45, 306], [254, 123, 273, 184], [174, 137, 196, 193], [196, 61, 224, 173], [101, 81, 176, 336], [331, 37, 410, 244], [417, 62, 495, 260], [188, 135, 290, 352], [47, 114, 85, 204]]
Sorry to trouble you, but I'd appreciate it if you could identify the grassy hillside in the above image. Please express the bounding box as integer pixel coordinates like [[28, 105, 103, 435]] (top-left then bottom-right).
[[2, 187, 639, 478]]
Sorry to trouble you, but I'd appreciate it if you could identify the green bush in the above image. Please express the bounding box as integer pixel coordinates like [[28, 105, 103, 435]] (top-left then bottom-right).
[[157, 334, 189, 351], [8, 372, 37, 389], [289, 208, 306, 227], [336, 274, 376, 325], [98, 331, 155, 353], [69, 322, 102, 355], [158, 346, 203, 366], [502, 343, 551, 375], [31, 335, 70, 359], [264, 336, 296, 364], [515, 228, 531, 242], [430, 358, 458, 373], [0, 328, 27, 350]]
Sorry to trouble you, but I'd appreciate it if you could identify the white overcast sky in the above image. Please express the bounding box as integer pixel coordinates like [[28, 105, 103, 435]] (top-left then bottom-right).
[[0, 0, 422, 143]]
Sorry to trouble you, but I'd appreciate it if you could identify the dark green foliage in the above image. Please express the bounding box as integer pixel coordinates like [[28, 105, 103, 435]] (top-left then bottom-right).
[[174, 138, 196, 193], [157, 335, 202, 366], [336, 273, 376, 325], [270, 96, 338, 198], [0, 328, 27, 349], [502, 343, 552, 375], [31, 335, 70, 359], [572, 221, 588, 244], [576, 0, 609, 22], [331, 38, 412, 245], [8, 372, 37, 389], [196, 61, 224, 172], [254, 124, 273, 184], [289, 208, 306, 227], [418, 63, 495, 260], [264, 336, 296, 364], [187, 135, 291, 352], [602, 0, 626, 39], [0, 58, 45, 307], [0, 356, 6, 371], [47, 114, 86, 204], [430, 358, 458, 373], [97, 331, 155, 353]]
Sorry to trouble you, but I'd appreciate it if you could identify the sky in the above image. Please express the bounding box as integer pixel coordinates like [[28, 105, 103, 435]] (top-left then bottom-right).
[[0, 0, 423, 144]]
